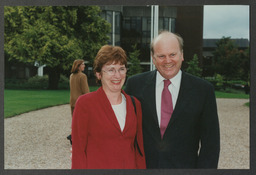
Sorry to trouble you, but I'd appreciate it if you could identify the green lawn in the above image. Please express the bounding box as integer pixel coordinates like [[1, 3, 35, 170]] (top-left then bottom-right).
[[4, 89, 70, 118], [4, 88, 249, 118], [4, 86, 100, 118], [215, 91, 249, 99], [244, 102, 250, 107]]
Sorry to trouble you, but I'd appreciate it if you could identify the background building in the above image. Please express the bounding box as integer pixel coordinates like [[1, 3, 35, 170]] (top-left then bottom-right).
[[203, 38, 249, 59], [100, 5, 203, 71]]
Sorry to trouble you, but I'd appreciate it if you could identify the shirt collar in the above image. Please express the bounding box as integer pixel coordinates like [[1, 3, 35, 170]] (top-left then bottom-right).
[[156, 70, 182, 87]]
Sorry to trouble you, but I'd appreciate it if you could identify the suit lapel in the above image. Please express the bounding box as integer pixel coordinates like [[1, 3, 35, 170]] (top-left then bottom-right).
[[142, 71, 159, 126], [167, 72, 193, 126], [97, 87, 122, 132], [121, 91, 135, 134]]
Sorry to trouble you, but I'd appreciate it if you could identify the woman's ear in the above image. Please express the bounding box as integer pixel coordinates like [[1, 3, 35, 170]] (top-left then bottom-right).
[[95, 72, 101, 80]]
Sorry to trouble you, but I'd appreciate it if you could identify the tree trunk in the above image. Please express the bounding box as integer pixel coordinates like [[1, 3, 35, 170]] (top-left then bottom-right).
[[48, 66, 61, 90]]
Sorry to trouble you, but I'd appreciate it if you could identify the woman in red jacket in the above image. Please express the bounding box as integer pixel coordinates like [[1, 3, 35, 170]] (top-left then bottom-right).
[[71, 45, 146, 169]]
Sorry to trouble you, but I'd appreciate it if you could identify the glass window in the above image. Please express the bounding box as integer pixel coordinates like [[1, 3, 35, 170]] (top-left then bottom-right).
[[107, 33, 112, 45], [159, 18, 163, 30], [164, 18, 169, 30], [115, 34, 120, 46], [106, 11, 113, 24], [142, 17, 147, 32], [171, 18, 175, 32], [131, 17, 136, 30], [115, 12, 120, 34], [147, 18, 151, 31], [142, 17, 151, 32], [123, 17, 131, 30]]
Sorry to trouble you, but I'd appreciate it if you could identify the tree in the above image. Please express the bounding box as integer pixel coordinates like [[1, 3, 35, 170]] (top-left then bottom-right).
[[238, 48, 250, 82], [127, 44, 142, 77], [212, 37, 249, 81], [185, 54, 202, 77], [72, 6, 111, 64], [4, 6, 111, 89]]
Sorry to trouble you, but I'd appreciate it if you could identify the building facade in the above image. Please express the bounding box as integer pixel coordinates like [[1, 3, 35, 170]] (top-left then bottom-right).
[[100, 6, 203, 71]]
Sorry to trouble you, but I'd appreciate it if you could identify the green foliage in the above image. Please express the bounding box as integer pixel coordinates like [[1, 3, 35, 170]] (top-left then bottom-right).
[[27, 75, 49, 89], [74, 6, 111, 64], [215, 74, 224, 90], [186, 54, 202, 77], [244, 102, 249, 107], [5, 76, 49, 89], [5, 7, 79, 67], [5, 78, 28, 89], [5, 6, 111, 66], [127, 44, 142, 77], [205, 76, 247, 91], [4, 6, 111, 89], [212, 37, 249, 81], [58, 74, 70, 89], [5, 74, 70, 90]]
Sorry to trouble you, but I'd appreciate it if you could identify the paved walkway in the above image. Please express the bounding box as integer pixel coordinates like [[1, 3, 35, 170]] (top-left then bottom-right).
[[4, 98, 249, 169]]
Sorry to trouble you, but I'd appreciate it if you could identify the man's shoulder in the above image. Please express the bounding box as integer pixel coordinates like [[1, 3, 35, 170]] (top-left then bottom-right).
[[183, 72, 213, 88], [125, 71, 155, 93], [128, 71, 155, 81]]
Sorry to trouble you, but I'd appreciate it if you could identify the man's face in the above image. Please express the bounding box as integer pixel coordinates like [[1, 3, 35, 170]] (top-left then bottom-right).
[[152, 34, 184, 79]]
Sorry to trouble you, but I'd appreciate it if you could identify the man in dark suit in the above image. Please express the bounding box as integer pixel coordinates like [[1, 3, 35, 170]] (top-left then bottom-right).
[[125, 31, 220, 169]]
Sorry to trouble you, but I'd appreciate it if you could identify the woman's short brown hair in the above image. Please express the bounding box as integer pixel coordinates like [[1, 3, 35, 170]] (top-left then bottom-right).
[[93, 45, 127, 84], [71, 59, 85, 73]]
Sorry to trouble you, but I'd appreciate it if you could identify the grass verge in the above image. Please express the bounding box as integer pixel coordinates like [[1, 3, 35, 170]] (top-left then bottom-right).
[[4, 86, 99, 118], [4, 88, 249, 118], [215, 91, 249, 99]]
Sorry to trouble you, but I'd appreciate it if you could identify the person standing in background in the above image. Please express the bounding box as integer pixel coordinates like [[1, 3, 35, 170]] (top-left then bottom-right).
[[67, 59, 90, 144]]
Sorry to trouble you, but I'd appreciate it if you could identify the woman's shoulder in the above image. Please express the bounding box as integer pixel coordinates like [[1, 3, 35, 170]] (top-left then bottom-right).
[[71, 72, 87, 77], [122, 90, 141, 105], [76, 90, 98, 104], [79, 72, 87, 76]]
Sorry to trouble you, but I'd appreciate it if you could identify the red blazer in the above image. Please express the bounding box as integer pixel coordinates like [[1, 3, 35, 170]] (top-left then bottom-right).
[[71, 87, 146, 169]]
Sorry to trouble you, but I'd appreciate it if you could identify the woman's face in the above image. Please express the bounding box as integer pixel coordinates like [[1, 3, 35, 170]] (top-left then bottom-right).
[[78, 63, 85, 72], [96, 62, 127, 94]]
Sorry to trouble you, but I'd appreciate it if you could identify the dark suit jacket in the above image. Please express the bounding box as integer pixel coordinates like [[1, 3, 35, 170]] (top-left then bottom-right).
[[125, 70, 220, 169], [72, 87, 146, 169]]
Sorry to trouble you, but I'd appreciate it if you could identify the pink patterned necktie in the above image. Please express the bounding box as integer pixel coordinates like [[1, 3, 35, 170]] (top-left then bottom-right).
[[160, 79, 173, 139]]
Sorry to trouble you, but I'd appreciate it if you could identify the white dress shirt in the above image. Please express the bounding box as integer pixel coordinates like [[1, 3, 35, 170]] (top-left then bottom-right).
[[112, 93, 127, 131], [155, 70, 182, 126]]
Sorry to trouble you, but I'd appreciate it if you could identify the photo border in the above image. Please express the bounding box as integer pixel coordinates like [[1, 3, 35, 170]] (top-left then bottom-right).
[[1, 0, 255, 175]]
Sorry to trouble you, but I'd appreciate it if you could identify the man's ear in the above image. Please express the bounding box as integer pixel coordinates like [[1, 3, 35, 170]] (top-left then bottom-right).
[[151, 52, 155, 64]]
